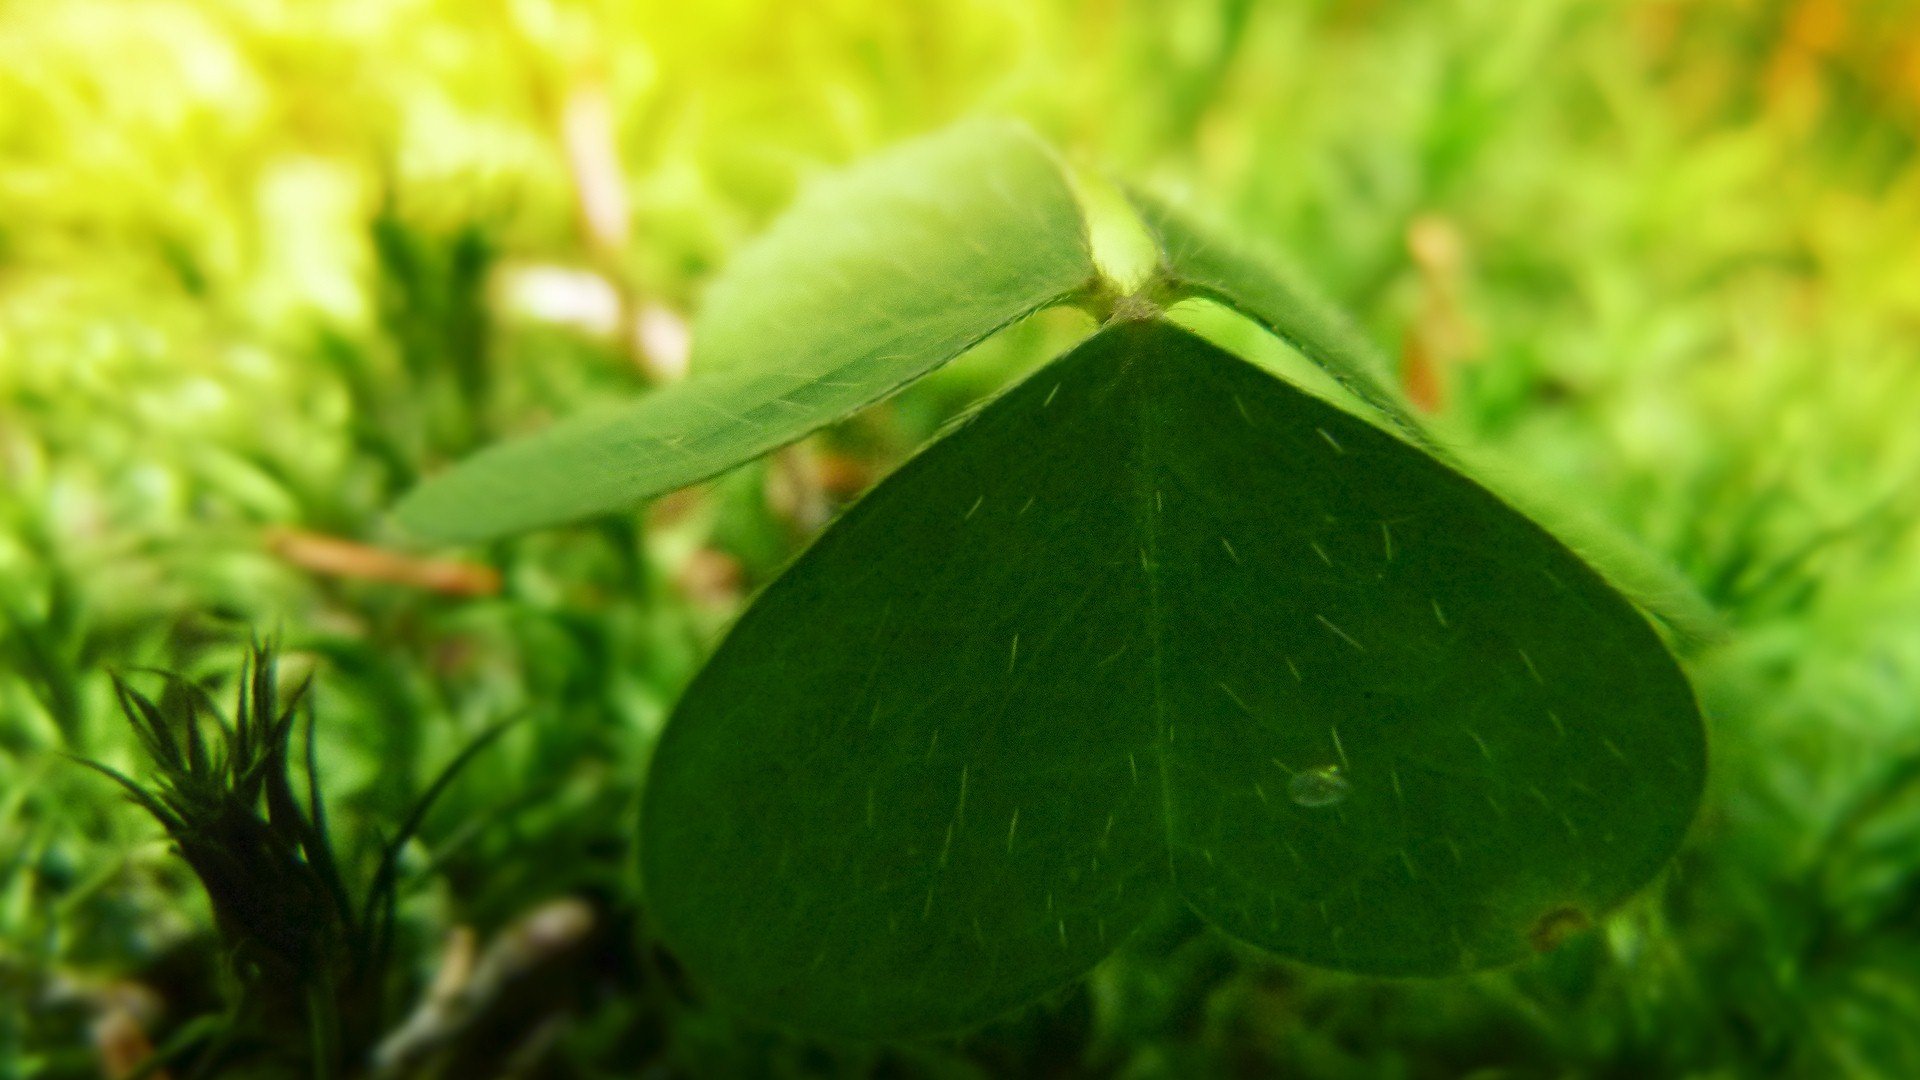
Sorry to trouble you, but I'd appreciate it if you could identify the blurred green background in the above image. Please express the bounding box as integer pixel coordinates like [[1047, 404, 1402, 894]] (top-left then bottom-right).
[[5, 0, 1920, 1075]]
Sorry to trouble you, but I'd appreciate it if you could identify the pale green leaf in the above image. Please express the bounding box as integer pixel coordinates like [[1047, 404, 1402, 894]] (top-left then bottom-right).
[[1130, 189, 1427, 442], [394, 120, 1096, 542], [642, 319, 1704, 1037]]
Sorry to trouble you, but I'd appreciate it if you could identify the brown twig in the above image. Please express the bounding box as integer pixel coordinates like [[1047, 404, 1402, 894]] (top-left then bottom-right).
[[266, 527, 501, 597]]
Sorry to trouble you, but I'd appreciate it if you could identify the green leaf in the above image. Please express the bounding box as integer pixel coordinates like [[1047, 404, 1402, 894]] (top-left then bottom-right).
[[394, 120, 1097, 542], [641, 318, 1704, 1037]]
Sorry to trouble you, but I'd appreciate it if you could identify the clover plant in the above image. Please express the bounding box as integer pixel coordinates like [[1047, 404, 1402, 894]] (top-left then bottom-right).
[[395, 120, 1710, 1038]]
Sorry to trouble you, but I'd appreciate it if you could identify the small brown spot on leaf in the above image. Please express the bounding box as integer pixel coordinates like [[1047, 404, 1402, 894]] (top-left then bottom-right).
[[1528, 905, 1593, 953]]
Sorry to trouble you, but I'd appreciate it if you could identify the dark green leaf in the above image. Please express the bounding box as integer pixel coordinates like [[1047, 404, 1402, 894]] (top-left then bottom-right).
[[395, 120, 1098, 542], [642, 318, 1703, 1037]]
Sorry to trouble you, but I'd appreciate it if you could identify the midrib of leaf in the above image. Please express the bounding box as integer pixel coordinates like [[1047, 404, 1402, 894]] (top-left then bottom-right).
[[1125, 321, 1182, 888]]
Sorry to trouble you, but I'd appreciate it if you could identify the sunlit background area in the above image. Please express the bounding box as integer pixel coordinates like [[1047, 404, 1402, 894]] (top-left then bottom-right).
[[5, 0, 1920, 1075]]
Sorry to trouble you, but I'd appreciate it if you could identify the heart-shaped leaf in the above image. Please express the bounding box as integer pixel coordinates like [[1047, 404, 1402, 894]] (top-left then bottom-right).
[[641, 317, 1705, 1037], [394, 120, 1097, 542]]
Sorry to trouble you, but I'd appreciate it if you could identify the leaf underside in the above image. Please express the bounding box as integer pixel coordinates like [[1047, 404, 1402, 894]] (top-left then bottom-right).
[[641, 319, 1705, 1038], [394, 119, 1096, 542], [1130, 190, 1431, 445]]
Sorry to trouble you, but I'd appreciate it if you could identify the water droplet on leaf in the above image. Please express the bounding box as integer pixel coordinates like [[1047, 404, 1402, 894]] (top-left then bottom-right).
[[1288, 765, 1350, 808]]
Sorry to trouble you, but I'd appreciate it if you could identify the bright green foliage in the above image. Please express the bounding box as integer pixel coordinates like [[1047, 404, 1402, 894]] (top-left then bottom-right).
[[13, 3, 1920, 1074], [394, 120, 1097, 541], [642, 319, 1703, 1036]]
